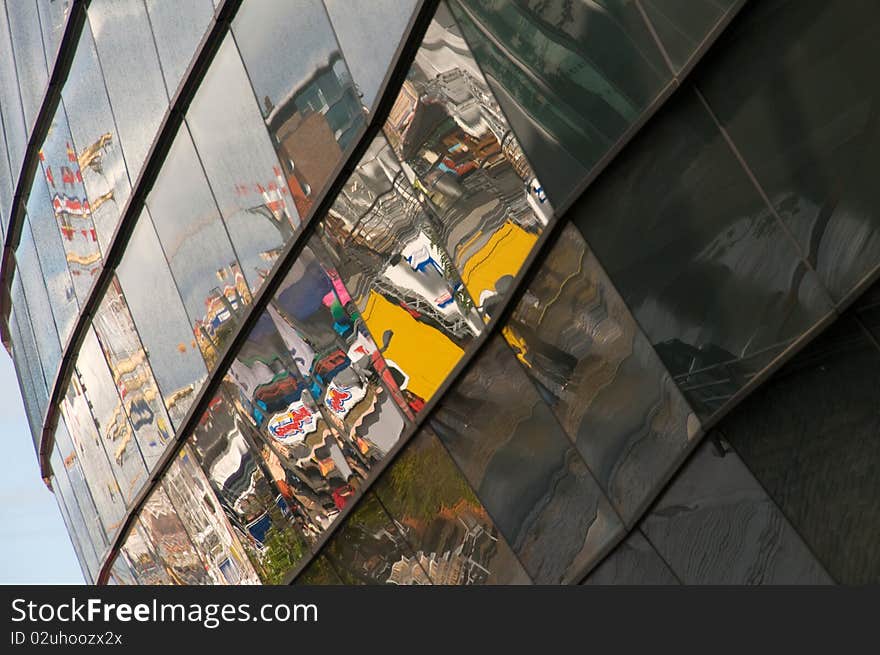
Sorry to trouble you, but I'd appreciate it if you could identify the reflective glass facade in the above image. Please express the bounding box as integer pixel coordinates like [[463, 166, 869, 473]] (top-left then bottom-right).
[[3, 0, 879, 585]]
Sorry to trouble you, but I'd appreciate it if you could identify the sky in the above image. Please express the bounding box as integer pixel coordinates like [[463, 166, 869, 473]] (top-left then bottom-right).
[[0, 350, 83, 585]]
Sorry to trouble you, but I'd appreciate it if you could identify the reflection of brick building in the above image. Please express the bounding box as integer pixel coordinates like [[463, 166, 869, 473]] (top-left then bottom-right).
[[275, 111, 340, 217]]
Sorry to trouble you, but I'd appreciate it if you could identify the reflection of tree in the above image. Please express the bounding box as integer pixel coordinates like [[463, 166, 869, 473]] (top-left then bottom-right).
[[381, 439, 478, 524], [260, 511, 308, 585]]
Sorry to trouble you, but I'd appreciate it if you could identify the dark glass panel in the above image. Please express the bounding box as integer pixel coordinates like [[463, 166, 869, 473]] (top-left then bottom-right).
[[232, 0, 365, 219], [6, 0, 49, 130], [87, 0, 169, 179], [641, 0, 741, 71], [696, 0, 880, 302], [62, 21, 133, 254], [582, 529, 678, 585], [294, 555, 342, 585], [146, 127, 252, 371], [323, 492, 430, 585], [188, 394, 312, 584], [186, 35, 301, 293], [163, 445, 262, 584], [116, 210, 208, 427], [383, 5, 551, 321], [374, 428, 531, 584], [92, 278, 175, 468], [503, 223, 700, 522], [144, 0, 214, 94], [430, 335, 623, 583], [719, 315, 880, 584], [571, 88, 834, 419], [38, 103, 103, 302], [15, 217, 63, 389], [448, 0, 670, 204], [640, 438, 832, 584], [322, 0, 419, 111], [73, 328, 148, 504], [314, 135, 482, 410]]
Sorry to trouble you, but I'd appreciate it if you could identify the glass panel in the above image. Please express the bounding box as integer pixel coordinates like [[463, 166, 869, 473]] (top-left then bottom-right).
[[323, 492, 430, 585], [56, 400, 126, 542], [38, 103, 103, 301], [116, 210, 208, 427], [186, 35, 300, 293], [10, 276, 50, 442], [374, 428, 531, 584], [383, 5, 552, 320], [269, 236, 410, 447], [92, 277, 174, 468], [719, 314, 880, 584], [62, 21, 133, 253], [118, 521, 175, 584], [695, 0, 880, 302], [0, 7, 27, 193], [163, 445, 261, 584], [429, 334, 623, 583], [232, 0, 365, 219], [448, 0, 671, 203], [107, 552, 137, 585], [313, 135, 483, 409], [570, 88, 835, 420], [53, 418, 110, 562], [87, 0, 169, 179], [502, 224, 700, 522], [146, 127, 252, 371], [322, 0, 419, 111], [0, 110, 14, 235], [74, 328, 148, 503], [8, 311, 43, 447], [138, 485, 211, 584], [25, 173, 80, 344], [640, 438, 832, 584], [582, 530, 678, 585], [50, 448, 101, 581], [37, 0, 73, 69], [6, 0, 49, 130], [144, 0, 214, 94], [188, 397, 311, 584], [50, 479, 92, 583], [641, 0, 740, 71], [15, 218, 63, 389], [294, 555, 342, 585]]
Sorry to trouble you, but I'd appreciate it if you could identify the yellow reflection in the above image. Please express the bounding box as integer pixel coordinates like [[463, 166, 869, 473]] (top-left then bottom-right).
[[362, 290, 463, 401], [460, 220, 537, 304]]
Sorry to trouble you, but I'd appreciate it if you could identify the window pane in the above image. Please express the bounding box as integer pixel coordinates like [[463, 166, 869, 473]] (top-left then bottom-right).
[[186, 35, 300, 293], [374, 428, 531, 584], [188, 398, 311, 584], [144, 0, 214, 94], [0, 110, 14, 236], [315, 135, 483, 409], [116, 210, 208, 426], [118, 520, 175, 584], [429, 335, 624, 583], [37, 0, 73, 70], [50, 448, 100, 581], [92, 277, 174, 468], [39, 103, 103, 302], [502, 224, 700, 522], [322, 0, 419, 111], [73, 328, 149, 504], [145, 127, 252, 370], [62, 21, 133, 253], [6, 0, 49, 130], [384, 5, 552, 321], [162, 446, 261, 584], [88, 0, 169, 179], [232, 0, 365, 219], [641, 0, 740, 71], [10, 277, 50, 445], [0, 8, 27, 195]]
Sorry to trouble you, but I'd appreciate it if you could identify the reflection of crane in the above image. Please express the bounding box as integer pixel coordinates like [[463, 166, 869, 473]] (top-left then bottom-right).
[[78, 132, 113, 173]]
